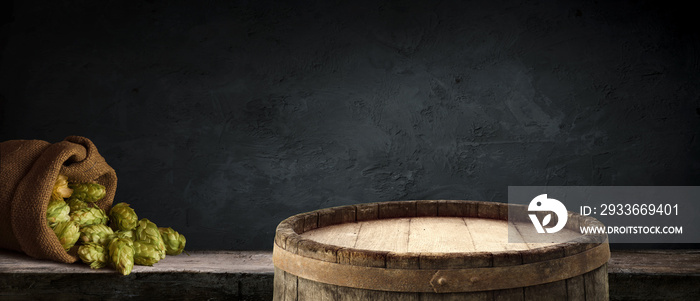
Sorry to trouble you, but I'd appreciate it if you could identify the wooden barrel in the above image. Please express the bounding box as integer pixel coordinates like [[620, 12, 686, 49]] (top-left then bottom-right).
[[273, 200, 610, 300]]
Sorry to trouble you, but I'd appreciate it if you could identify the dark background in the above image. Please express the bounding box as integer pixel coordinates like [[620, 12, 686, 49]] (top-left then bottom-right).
[[0, 0, 698, 250]]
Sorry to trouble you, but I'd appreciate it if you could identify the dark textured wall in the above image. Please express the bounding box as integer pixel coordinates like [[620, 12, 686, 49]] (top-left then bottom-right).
[[0, 0, 698, 250]]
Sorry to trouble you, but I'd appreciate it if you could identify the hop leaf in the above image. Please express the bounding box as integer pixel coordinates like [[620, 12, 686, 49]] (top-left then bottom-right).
[[66, 198, 89, 213], [109, 203, 138, 231], [108, 237, 135, 276], [46, 199, 70, 228], [52, 221, 80, 251], [133, 241, 162, 266], [68, 182, 106, 203], [134, 219, 166, 260], [70, 207, 108, 227], [78, 243, 109, 269], [51, 174, 73, 201], [159, 227, 186, 256], [80, 224, 115, 246]]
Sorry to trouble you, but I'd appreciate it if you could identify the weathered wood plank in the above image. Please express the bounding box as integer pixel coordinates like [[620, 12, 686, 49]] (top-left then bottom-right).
[[297, 276, 336, 301], [584, 264, 608, 301], [318, 205, 356, 228], [438, 200, 477, 217], [274, 266, 286, 301], [416, 200, 439, 217], [335, 285, 420, 301], [284, 272, 299, 301], [355, 203, 379, 222], [476, 201, 501, 219], [493, 288, 525, 301], [420, 292, 493, 301], [608, 250, 700, 274], [302, 212, 319, 233], [355, 218, 410, 252], [408, 217, 473, 253], [337, 248, 387, 268], [378, 201, 417, 219], [565, 274, 585, 301], [523, 279, 568, 301], [300, 222, 360, 249], [0, 249, 274, 274], [465, 217, 528, 252], [386, 252, 420, 269], [284, 270, 298, 301], [5, 249, 700, 300], [296, 239, 338, 262]]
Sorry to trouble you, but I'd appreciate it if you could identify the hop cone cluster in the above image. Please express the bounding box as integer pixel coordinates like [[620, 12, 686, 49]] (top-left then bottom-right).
[[159, 227, 186, 256], [70, 207, 108, 227], [53, 221, 80, 251], [80, 224, 114, 246], [46, 175, 186, 276], [46, 199, 70, 228], [78, 243, 109, 269], [109, 203, 138, 231], [68, 182, 106, 203], [51, 174, 73, 201], [67, 198, 88, 212], [109, 237, 135, 276], [134, 219, 166, 260]]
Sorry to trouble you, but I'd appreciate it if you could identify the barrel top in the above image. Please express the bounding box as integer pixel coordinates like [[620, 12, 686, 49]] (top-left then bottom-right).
[[274, 200, 610, 293], [300, 217, 580, 253], [274, 200, 608, 270]]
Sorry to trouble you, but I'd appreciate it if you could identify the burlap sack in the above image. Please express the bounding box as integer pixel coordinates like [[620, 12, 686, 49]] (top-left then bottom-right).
[[0, 136, 117, 263]]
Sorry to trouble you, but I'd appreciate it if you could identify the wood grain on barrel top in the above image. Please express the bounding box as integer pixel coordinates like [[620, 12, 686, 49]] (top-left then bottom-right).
[[300, 217, 581, 253]]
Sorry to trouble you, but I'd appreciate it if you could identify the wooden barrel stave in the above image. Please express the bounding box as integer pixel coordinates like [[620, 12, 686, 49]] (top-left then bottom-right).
[[275, 264, 608, 301]]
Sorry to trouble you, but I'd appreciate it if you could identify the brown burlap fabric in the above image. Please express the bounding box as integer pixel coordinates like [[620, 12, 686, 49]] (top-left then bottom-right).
[[0, 136, 117, 263]]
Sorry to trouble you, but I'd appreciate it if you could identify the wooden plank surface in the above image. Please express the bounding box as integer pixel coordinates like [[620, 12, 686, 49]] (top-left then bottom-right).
[[299, 222, 360, 249], [297, 276, 336, 301], [299, 217, 579, 253], [464, 218, 528, 252], [583, 264, 608, 301], [408, 217, 473, 253], [565, 275, 585, 301], [355, 218, 410, 252], [2, 249, 700, 300], [608, 250, 700, 274], [7, 249, 696, 276], [0, 249, 273, 274]]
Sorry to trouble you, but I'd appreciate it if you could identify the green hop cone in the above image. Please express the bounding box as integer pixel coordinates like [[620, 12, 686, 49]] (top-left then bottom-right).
[[51, 174, 73, 201], [78, 243, 109, 269], [133, 241, 162, 266], [52, 221, 80, 251], [80, 224, 115, 246], [109, 202, 138, 231], [108, 237, 135, 276], [70, 207, 108, 227], [115, 229, 135, 240], [134, 219, 166, 259], [159, 227, 186, 256], [67, 198, 89, 213], [68, 182, 106, 203], [46, 199, 70, 228]]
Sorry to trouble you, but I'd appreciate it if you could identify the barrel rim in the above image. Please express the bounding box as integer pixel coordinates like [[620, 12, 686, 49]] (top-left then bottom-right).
[[274, 200, 608, 269]]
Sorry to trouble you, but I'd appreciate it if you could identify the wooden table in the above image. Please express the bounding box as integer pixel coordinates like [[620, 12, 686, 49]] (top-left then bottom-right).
[[1, 249, 698, 300]]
